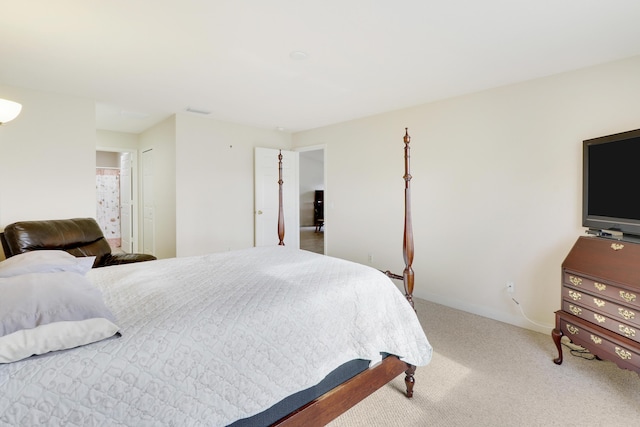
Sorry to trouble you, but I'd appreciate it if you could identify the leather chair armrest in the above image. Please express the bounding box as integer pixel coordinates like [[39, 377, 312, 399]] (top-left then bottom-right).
[[98, 253, 157, 267]]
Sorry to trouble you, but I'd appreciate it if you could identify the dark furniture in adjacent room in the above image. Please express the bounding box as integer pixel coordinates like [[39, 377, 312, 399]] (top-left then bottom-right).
[[1, 217, 156, 267], [314, 189, 324, 232], [553, 236, 640, 374]]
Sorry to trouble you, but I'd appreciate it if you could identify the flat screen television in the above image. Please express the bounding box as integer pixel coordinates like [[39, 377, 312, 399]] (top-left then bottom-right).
[[583, 128, 640, 239]]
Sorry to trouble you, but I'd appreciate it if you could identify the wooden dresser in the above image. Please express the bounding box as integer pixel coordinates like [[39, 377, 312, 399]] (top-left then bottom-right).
[[552, 236, 640, 374]]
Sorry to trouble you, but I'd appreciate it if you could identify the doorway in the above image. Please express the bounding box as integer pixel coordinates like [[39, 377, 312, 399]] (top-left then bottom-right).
[[95, 148, 139, 253], [298, 147, 325, 254]]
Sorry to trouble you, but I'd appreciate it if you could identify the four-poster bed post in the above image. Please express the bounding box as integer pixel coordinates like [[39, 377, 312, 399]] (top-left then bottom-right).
[[274, 130, 416, 306], [403, 128, 415, 307], [277, 150, 285, 246], [272, 129, 419, 426], [384, 128, 415, 309]]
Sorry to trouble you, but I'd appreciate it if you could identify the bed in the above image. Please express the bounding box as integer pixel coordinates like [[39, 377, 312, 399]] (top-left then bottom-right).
[[0, 129, 432, 426]]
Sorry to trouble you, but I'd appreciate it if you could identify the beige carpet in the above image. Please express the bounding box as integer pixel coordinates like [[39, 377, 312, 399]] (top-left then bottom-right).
[[328, 298, 640, 427]]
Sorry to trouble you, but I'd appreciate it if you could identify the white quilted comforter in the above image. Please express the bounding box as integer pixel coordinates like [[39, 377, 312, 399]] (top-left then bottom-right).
[[0, 247, 432, 426]]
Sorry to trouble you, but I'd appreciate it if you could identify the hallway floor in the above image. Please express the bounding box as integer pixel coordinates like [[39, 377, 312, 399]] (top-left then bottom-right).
[[300, 226, 324, 254]]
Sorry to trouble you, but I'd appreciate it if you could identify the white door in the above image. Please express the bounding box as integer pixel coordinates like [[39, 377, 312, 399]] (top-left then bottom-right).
[[119, 152, 133, 253], [254, 148, 299, 248], [142, 149, 155, 256]]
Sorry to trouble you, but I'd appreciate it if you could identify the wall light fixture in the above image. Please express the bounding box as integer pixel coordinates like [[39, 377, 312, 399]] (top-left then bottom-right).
[[0, 98, 22, 125]]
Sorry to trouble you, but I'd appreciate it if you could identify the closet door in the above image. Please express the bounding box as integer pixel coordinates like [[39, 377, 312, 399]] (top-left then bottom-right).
[[142, 148, 155, 256]]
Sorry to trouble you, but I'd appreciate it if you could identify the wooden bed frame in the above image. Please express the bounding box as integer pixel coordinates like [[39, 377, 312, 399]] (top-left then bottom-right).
[[273, 128, 417, 426]]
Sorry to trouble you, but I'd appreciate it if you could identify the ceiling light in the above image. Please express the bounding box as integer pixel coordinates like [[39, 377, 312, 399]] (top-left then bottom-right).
[[289, 51, 308, 60], [0, 98, 22, 125]]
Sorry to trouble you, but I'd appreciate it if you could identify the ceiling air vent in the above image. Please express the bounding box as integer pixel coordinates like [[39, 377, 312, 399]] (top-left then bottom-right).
[[185, 107, 211, 115]]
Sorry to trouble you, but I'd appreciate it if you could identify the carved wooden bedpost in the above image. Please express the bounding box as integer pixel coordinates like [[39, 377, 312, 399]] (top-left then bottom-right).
[[401, 129, 417, 397], [379, 128, 417, 399], [384, 129, 416, 309], [278, 150, 285, 246], [401, 128, 417, 397], [402, 128, 414, 308]]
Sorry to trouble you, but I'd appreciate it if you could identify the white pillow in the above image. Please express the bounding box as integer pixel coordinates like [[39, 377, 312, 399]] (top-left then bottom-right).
[[0, 250, 95, 278], [0, 318, 119, 363], [0, 271, 119, 363]]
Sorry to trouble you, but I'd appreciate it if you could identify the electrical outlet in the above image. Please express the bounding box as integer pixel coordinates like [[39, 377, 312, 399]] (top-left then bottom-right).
[[506, 282, 515, 293], [367, 253, 373, 263]]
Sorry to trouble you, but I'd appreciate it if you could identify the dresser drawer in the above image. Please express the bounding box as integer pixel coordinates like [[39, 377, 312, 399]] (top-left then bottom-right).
[[558, 313, 640, 372], [563, 271, 640, 310], [561, 300, 639, 343], [562, 286, 640, 329]]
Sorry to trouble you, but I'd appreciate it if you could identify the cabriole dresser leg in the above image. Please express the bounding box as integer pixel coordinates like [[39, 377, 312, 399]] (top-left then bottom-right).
[[552, 327, 564, 365]]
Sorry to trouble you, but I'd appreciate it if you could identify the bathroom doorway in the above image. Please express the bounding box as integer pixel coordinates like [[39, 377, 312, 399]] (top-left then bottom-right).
[[96, 149, 139, 253]]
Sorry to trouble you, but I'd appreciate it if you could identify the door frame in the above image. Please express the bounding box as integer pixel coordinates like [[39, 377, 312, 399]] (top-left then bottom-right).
[[96, 146, 140, 253], [296, 144, 327, 254]]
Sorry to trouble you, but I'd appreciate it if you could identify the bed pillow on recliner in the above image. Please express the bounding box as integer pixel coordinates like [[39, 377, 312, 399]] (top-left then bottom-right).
[[0, 271, 119, 363], [0, 250, 95, 278]]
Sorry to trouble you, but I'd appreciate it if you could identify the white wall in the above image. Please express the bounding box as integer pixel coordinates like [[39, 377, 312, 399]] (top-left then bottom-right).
[[292, 55, 640, 333], [96, 129, 139, 151], [175, 114, 291, 256], [0, 85, 96, 229], [96, 151, 120, 168]]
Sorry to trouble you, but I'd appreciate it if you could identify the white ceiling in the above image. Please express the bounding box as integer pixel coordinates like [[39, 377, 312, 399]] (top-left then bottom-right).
[[2, 1, 640, 134]]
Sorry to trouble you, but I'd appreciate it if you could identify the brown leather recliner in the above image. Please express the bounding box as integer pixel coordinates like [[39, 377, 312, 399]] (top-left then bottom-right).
[[1, 218, 156, 267]]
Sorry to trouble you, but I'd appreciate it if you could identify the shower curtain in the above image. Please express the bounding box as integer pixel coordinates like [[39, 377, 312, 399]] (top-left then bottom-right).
[[96, 168, 121, 248]]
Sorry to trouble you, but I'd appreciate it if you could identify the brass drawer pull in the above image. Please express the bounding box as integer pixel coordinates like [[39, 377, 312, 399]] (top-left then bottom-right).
[[611, 243, 625, 251], [615, 347, 632, 360], [569, 305, 582, 316], [619, 291, 637, 304], [568, 290, 581, 301], [590, 335, 602, 344], [619, 325, 636, 338], [569, 276, 582, 286], [566, 324, 579, 335], [594, 314, 606, 323], [594, 282, 606, 292], [618, 308, 636, 321], [593, 298, 605, 308]]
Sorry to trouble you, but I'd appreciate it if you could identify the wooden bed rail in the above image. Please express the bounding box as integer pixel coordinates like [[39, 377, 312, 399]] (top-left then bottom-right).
[[274, 356, 415, 426], [384, 128, 415, 308]]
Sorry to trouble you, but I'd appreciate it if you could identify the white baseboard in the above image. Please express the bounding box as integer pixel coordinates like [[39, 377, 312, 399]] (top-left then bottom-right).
[[415, 290, 554, 335]]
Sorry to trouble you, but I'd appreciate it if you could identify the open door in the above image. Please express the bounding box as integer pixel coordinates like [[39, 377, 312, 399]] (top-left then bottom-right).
[[254, 148, 299, 248], [119, 152, 134, 253]]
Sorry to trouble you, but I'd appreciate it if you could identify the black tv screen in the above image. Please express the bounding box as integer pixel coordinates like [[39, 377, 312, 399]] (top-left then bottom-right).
[[583, 128, 640, 237]]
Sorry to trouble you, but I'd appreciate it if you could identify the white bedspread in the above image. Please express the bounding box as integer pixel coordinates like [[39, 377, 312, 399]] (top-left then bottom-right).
[[0, 247, 432, 426]]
